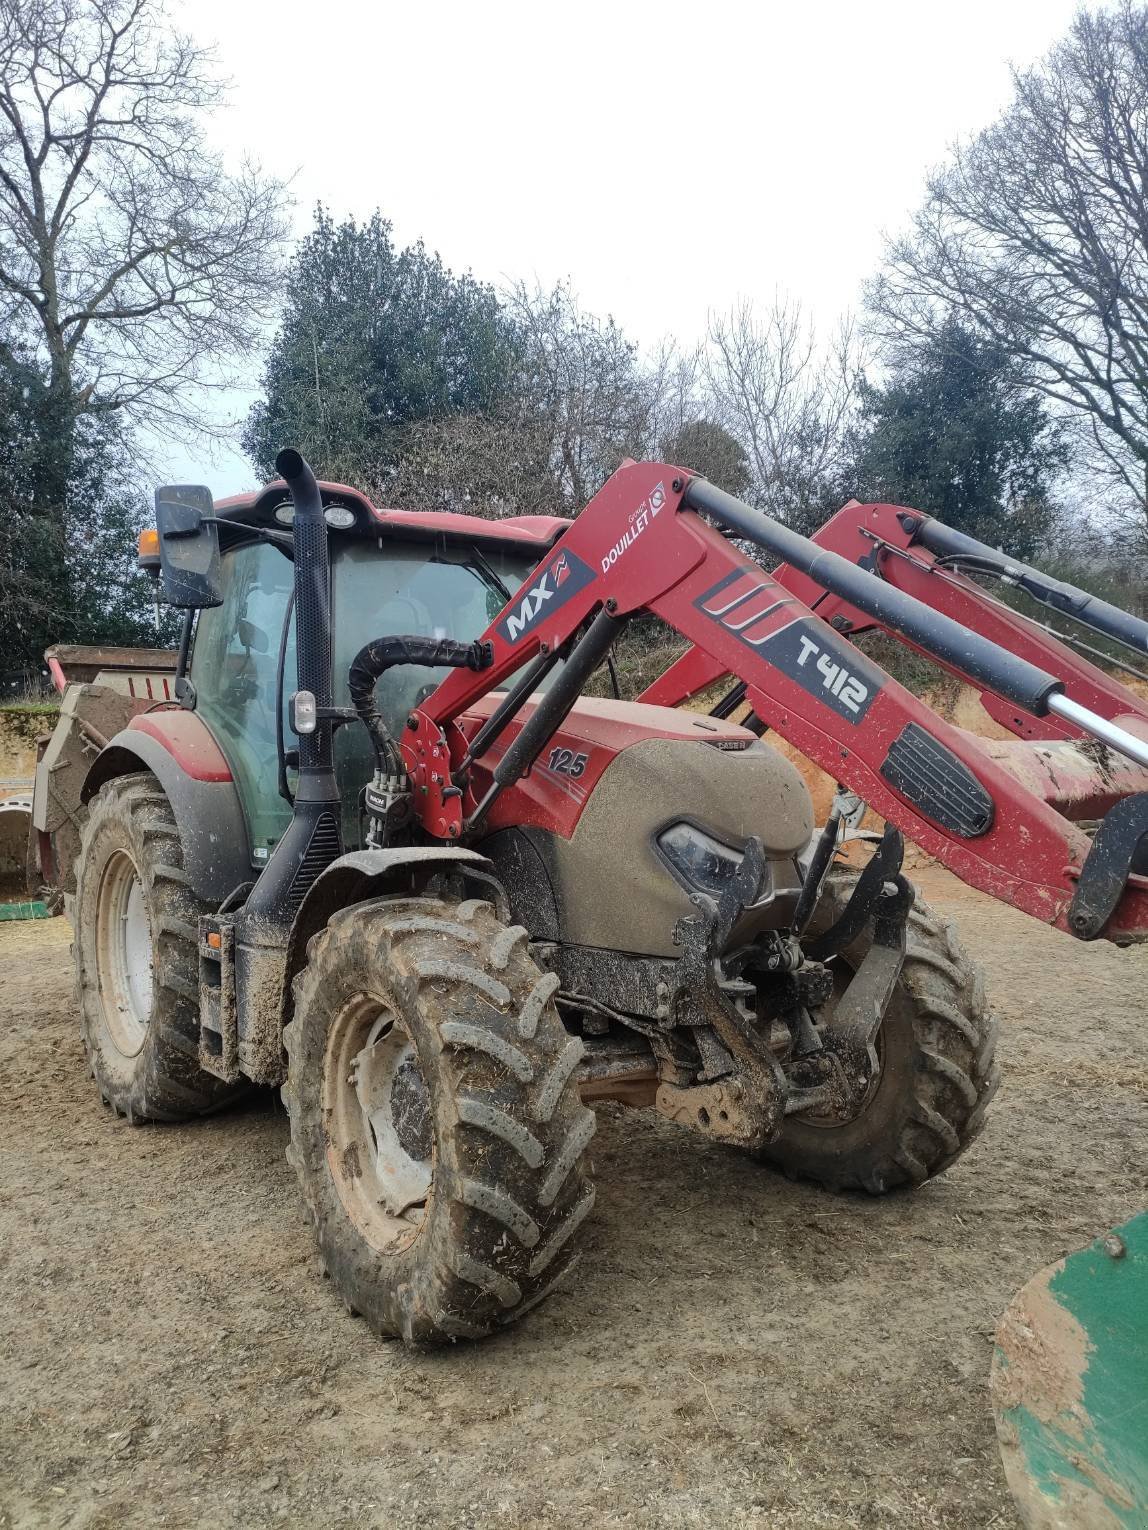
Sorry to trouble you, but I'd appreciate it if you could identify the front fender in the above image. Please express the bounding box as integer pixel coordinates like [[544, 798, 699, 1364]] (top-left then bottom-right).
[[284, 846, 504, 1019], [81, 717, 251, 905]]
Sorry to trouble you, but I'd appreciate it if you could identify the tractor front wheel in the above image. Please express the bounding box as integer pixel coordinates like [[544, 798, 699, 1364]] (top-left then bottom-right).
[[283, 895, 596, 1342], [761, 869, 1000, 1193]]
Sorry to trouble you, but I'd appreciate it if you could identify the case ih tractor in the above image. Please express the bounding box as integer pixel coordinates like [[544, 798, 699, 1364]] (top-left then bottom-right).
[[33, 448, 1148, 1344]]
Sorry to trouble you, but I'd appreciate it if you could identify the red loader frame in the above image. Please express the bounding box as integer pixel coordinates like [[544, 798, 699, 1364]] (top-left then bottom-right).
[[405, 463, 1148, 946]]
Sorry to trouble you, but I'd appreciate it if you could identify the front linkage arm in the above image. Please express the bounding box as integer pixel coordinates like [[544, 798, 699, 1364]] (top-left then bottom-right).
[[409, 462, 1148, 946]]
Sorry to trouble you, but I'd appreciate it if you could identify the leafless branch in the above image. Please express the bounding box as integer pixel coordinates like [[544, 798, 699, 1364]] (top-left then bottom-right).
[[0, 0, 290, 437], [868, 1, 1148, 526], [703, 295, 864, 527]]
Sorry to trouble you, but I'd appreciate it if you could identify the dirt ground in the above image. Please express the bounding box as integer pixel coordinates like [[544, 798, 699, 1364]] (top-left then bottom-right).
[[2, 869, 1147, 1530]]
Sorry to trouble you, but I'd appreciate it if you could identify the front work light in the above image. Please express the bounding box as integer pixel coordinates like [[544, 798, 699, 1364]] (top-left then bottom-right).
[[292, 690, 317, 735]]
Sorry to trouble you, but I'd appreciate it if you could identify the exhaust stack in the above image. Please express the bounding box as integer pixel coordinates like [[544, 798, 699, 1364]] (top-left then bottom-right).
[[232, 449, 342, 1080], [275, 448, 339, 801]]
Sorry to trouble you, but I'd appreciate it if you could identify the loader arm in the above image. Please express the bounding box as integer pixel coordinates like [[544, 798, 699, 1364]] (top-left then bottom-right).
[[643, 503, 1148, 738], [644, 500, 1148, 823], [774, 499, 1148, 744], [409, 462, 1148, 944]]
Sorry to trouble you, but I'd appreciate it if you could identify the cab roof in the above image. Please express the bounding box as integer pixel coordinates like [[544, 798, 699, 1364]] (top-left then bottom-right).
[[214, 478, 571, 549]]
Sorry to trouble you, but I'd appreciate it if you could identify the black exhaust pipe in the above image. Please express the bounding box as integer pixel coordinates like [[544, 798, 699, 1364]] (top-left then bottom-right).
[[275, 448, 338, 798], [232, 450, 342, 1078]]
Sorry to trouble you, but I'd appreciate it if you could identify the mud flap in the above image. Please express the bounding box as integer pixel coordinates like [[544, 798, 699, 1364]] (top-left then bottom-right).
[[992, 1211, 1148, 1528]]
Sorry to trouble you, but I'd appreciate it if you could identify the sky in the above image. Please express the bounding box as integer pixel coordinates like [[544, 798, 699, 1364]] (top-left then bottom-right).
[[170, 0, 1084, 495]]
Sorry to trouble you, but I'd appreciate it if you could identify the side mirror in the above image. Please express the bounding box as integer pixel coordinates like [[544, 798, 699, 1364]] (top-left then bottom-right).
[[237, 617, 269, 654], [155, 485, 223, 608]]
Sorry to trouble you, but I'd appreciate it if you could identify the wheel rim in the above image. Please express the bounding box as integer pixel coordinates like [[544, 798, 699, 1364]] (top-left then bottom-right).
[[323, 995, 433, 1254], [95, 849, 154, 1057]]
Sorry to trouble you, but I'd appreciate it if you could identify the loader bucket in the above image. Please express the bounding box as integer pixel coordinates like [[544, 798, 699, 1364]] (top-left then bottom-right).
[[992, 1212, 1148, 1528]]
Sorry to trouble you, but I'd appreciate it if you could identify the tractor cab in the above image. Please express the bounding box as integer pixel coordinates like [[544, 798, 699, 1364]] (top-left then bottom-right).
[[183, 481, 569, 865]]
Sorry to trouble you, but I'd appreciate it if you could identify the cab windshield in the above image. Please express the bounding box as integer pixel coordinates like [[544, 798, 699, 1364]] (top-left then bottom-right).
[[191, 535, 550, 862]]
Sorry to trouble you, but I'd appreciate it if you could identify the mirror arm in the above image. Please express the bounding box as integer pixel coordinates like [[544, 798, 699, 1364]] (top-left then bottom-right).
[[164, 517, 293, 557]]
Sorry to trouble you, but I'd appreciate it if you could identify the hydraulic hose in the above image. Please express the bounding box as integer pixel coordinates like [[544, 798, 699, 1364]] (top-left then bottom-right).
[[908, 515, 1148, 657], [348, 635, 490, 774]]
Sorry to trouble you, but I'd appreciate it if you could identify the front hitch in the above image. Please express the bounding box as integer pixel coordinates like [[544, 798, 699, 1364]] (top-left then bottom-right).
[[786, 832, 914, 1120], [659, 826, 915, 1145], [665, 836, 790, 1147]]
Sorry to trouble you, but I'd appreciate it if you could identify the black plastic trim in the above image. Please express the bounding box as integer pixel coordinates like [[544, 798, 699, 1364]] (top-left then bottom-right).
[[880, 722, 994, 838]]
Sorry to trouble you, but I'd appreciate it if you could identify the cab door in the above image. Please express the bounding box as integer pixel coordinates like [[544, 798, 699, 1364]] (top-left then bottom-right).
[[189, 539, 294, 866]]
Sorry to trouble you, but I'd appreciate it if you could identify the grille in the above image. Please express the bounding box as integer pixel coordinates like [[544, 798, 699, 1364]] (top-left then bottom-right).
[[880, 723, 994, 838], [285, 812, 341, 913]]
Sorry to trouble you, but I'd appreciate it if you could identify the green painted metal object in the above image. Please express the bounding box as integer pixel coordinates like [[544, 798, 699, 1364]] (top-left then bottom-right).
[[0, 898, 50, 921], [992, 1212, 1148, 1528]]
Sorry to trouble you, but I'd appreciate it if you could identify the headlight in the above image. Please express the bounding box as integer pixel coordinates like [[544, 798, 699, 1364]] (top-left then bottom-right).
[[656, 821, 743, 896]]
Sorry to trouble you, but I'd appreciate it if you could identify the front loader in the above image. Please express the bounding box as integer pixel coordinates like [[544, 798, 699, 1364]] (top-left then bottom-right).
[[47, 449, 1148, 1343]]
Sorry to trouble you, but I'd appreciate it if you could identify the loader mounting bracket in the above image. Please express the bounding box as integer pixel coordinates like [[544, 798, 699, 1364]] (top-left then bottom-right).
[[803, 825, 905, 962], [784, 870, 913, 1124]]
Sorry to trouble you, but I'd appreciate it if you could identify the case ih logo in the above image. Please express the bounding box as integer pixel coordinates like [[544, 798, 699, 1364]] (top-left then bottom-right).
[[497, 549, 595, 644]]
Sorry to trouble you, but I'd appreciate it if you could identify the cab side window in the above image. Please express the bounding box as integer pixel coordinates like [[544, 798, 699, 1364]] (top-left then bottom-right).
[[191, 541, 294, 860]]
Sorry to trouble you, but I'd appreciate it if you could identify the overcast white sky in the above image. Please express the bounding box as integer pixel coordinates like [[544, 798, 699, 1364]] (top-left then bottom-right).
[[173, 0, 1083, 495]]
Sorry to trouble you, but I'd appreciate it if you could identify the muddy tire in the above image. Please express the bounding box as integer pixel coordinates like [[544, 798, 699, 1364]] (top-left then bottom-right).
[[761, 870, 999, 1193], [74, 771, 242, 1121], [283, 894, 596, 1343]]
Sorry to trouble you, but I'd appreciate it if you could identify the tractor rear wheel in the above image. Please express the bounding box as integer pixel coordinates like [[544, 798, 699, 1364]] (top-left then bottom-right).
[[283, 895, 596, 1343], [761, 869, 999, 1193], [74, 771, 243, 1121]]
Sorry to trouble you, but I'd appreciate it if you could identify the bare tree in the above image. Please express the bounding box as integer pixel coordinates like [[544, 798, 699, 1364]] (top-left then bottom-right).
[[703, 296, 862, 529], [0, 0, 288, 455], [381, 413, 560, 518], [868, 2, 1148, 526], [504, 281, 694, 510]]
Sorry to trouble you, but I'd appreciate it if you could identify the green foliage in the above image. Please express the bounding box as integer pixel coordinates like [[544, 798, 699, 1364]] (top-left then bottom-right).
[[243, 208, 520, 485], [0, 703, 60, 747], [851, 320, 1067, 556], [0, 352, 176, 674]]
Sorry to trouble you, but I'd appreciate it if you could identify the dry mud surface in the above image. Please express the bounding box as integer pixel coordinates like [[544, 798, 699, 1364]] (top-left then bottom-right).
[[2, 868, 1147, 1529]]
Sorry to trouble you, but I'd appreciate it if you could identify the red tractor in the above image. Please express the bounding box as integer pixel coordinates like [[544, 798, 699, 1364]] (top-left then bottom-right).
[[38, 449, 1148, 1343]]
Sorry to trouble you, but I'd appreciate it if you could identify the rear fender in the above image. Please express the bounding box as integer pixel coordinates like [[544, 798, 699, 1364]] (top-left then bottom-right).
[[283, 847, 506, 1021], [81, 716, 251, 905]]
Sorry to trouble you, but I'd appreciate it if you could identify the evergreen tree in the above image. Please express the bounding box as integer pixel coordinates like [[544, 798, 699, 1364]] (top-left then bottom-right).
[[244, 209, 520, 485], [0, 355, 173, 675], [851, 322, 1066, 556]]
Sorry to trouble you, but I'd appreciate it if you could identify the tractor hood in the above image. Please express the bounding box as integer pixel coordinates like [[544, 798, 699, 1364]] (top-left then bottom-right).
[[466, 694, 815, 959]]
